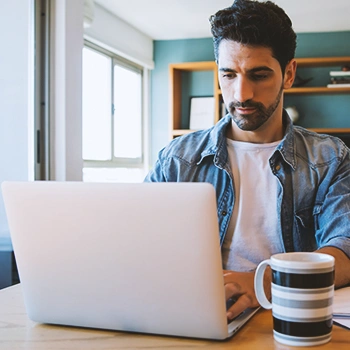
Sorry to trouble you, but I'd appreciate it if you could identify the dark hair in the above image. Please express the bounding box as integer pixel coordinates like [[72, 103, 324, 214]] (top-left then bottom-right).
[[209, 0, 297, 73]]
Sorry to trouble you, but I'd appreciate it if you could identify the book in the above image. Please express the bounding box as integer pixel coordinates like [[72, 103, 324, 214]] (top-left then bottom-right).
[[333, 286, 350, 330], [329, 71, 350, 77], [327, 83, 350, 88], [331, 77, 350, 84]]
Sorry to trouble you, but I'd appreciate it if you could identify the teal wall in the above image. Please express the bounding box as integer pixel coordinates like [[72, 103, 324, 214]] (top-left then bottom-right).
[[286, 32, 350, 130], [150, 32, 350, 164], [150, 38, 214, 164]]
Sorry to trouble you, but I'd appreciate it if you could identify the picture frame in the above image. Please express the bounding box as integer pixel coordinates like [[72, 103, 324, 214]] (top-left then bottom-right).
[[189, 96, 215, 130]]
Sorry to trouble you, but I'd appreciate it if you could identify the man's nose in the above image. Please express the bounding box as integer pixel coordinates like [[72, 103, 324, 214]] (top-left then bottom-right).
[[233, 77, 254, 103]]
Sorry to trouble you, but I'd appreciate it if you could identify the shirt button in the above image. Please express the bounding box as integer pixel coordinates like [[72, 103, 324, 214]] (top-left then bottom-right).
[[221, 211, 227, 216], [275, 165, 281, 171]]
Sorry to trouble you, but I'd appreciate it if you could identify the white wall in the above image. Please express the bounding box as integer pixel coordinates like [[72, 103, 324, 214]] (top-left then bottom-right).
[[0, 0, 32, 238], [84, 3, 154, 69], [50, 0, 84, 181], [0, 0, 84, 239]]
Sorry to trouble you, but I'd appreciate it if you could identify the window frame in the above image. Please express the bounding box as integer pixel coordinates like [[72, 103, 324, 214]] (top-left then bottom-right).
[[82, 40, 145, 170]]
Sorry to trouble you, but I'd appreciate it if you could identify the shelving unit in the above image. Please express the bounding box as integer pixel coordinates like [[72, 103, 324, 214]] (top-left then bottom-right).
[[285, 57, 350, 95], [169, 57, 350, 139], [169, 61, 220, 138]]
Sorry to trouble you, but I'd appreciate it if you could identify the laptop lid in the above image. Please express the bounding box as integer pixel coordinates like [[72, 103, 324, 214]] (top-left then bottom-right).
[[1, 181, 258, 340]]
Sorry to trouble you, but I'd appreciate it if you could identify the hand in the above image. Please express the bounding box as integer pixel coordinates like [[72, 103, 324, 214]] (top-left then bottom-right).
[[223, 268, 271, 320], [316, 247, 350, 288]]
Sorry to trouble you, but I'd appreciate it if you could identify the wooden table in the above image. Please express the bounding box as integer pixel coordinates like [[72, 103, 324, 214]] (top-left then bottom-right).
[[0, 284, 348, 349]]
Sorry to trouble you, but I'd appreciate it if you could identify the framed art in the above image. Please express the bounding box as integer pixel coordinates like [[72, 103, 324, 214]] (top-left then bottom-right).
[[189, 96, 215, 130]]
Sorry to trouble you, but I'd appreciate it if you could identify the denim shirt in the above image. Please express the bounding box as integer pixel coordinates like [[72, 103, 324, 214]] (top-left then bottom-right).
[[145, 112, 350, 258]]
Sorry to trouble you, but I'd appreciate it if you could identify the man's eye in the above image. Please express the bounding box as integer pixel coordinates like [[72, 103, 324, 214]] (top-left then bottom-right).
[[222, 73, 234, 79], [252, 74, 268, 81]]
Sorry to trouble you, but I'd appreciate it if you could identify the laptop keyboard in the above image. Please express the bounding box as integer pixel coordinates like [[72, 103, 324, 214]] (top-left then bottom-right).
[[226, 297, 243, 323], [226, 296, 237, 310]]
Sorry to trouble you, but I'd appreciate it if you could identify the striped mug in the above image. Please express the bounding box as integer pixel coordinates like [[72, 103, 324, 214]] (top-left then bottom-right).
[[254, 252, 334, 347]]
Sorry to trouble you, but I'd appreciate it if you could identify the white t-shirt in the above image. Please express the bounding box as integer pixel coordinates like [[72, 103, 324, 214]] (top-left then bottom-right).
[[221, 138, 284, 272]]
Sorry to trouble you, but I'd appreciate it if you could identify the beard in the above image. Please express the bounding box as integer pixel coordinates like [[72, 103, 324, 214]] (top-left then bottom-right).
[[227, 83, 284, 131]]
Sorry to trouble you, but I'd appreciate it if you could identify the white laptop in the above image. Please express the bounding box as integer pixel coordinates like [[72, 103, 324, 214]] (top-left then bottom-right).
[[1, 181, 259, 340]]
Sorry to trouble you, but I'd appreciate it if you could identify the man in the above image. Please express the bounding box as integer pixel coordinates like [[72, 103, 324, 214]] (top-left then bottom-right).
[[145, 0, 350, 320]]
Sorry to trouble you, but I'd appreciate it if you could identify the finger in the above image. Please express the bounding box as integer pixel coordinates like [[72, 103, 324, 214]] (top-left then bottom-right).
[[224, 282, 241, 300], [223, 272, 239, 286], [226, 294, 252, 320]]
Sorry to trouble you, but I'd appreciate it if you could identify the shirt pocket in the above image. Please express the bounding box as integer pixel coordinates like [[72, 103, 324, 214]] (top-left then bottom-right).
[[294, 205, 321, 250]]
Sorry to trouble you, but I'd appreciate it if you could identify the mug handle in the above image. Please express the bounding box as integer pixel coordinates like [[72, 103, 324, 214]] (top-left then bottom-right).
[[254, 259, 272, 309]]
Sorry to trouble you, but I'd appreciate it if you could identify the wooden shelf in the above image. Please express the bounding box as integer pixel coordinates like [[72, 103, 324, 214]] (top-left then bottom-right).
[[294, 56, 350, 67], [308, 128, 350, 134], [285, 87, 350, 94], [172, 129, 196, 137], [173, 128, 350, 138], [169, 57, 350, 139], [219, 86, 350, 96], [286, 56, 350, 95], [169, 61, 217, 71]]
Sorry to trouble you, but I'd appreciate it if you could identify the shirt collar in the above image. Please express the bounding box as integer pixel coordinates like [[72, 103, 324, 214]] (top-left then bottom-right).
[[275, 110, 297, 170], [198, 110, 297, 170], [197, 115, 231, 167]]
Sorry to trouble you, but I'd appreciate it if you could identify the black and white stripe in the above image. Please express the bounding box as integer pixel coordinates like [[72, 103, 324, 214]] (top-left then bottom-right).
[[272, 269, 334, 289], [270, 271, 334, 345]]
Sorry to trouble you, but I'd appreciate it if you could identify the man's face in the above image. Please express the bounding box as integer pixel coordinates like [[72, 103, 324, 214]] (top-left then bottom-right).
[[218, 40, 294, 136]]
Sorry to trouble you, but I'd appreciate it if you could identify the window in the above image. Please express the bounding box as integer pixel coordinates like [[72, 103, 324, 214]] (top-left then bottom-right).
[[82, 42, 147, 182]]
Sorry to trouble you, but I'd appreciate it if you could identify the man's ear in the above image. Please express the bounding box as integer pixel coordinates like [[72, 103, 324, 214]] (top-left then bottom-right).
[[283, 59, 297, 89]]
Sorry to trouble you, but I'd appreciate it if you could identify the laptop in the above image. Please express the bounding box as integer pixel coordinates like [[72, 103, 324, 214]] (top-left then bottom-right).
[[1, 181, 259, 340]]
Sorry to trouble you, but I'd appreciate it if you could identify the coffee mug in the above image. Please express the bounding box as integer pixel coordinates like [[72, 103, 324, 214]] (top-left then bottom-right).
[[254, 252, 335, 347]]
